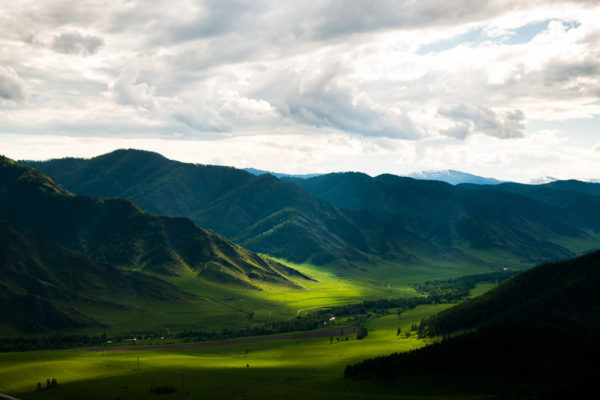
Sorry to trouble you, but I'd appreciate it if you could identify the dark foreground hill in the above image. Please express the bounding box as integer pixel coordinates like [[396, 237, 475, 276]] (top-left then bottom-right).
[[344, 251, 600, 398], [0, 218, 191, 332], [26, 149, 600, 268], [0, 156, 310, 289]]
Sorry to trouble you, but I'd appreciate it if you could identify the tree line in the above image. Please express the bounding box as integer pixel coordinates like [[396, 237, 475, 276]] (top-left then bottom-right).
[[0, 269, 517, 352]]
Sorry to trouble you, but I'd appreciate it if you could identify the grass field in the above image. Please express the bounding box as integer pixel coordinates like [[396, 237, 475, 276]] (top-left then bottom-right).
[[40, 257, 488, 338], [0, 304, 487, 400], [0, 258, 506, 399], [467, 282, 498, 298]]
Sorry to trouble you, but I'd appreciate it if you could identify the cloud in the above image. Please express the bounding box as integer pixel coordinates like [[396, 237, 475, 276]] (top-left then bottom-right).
[[594, 143, 600, 152], [52, 32, 104, 55], [1, 0, 600, 183], [255, 64, 422, 139], [439, 104, 525, 139], [171, 108, 231, 133], [109, 65, 233, 133], [110, 66, 157, 110], [0, 66, 29, 103], [306, 0, 499, 40], [281, 86, 421, 139]]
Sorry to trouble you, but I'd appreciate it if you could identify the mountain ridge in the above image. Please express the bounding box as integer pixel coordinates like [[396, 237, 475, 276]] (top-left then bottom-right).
[[1, 155, 311, 290], [25, 149, 600, 270], [407, 169, 503, 185]]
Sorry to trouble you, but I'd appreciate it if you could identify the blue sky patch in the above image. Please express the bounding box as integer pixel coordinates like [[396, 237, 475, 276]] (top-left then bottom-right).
[[418, 20, 581, 54], [418, 28, 486, 54]]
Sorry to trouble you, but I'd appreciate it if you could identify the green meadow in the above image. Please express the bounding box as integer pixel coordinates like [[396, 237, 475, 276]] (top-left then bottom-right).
[[0, 254, 501, 339], [63, 258, 486, 336], [0, 304, 477, 400], [0, 258, 505, 399]]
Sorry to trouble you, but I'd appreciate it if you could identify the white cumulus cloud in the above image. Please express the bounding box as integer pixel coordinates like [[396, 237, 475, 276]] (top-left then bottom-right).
[[0, 66, 29, 103], [438, 104, 525, 139]]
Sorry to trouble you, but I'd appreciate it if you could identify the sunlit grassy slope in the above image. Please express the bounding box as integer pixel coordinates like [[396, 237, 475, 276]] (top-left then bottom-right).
[[68, 256, 497, 336], [0, 305, 461, 400]]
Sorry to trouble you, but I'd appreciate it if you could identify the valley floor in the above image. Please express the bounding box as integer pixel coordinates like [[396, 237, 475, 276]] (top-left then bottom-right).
[[0, 304, 494, 400]]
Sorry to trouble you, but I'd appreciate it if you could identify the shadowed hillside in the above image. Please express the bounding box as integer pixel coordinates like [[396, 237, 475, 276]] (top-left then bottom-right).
[[287, 172, 600, 262], [27, 149, 600, 269], [0, 156, 311, 289], [24, 150, 458, 267], [0, 218, 192, 332], [344, 251, 600, 398]]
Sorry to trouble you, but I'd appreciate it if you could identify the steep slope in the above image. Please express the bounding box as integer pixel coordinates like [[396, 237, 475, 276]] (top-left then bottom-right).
[[0, 156, 310, 289], [345, 251, 600, 397], [421, 250, 600, 336], [24, 150, 420, 266], [27, 149, 589, 269], [287, 172, 589, 262], [0, 218, 191, 332], [497, 180, 600, 231]]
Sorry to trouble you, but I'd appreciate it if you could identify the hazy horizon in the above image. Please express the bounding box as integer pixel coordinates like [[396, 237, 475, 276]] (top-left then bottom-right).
[[8, 147, 588, 184]]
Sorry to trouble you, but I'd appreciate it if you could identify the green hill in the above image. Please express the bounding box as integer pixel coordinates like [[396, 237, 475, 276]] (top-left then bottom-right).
[[0, 218, 191, 333], [286, 172, 600, 261], [344, 251, 600, 398], [0, 156, 310, 289], [496, 180, 600, 232], [24, 150, 424, 266], [27, 149, 600, 270], [419, 249, 600, 336]]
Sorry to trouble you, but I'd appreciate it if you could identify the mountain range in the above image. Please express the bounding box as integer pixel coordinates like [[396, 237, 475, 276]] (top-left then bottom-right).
[[2, 148, 599, 399], [244, 168, 322, 180], [407, 169, 503, 185], [1, 155, 309, 288], [25, 149, 600, 270]]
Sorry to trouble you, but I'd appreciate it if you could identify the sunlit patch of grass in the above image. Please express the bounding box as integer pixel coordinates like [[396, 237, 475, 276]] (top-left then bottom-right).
[[0, 305, 459, 400], [56, 256, 488, 337], [468, 282, 498, 298]]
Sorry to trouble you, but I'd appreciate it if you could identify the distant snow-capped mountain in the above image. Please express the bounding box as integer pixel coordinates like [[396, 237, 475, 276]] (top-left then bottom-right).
[[529, 176, 559, 185], [530, 177, 600, 185], [244, 168, 322, 179], [407, 170, 503, 185]]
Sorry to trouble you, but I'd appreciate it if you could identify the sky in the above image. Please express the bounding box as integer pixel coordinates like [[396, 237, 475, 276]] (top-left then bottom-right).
[[1, 0, 599, 182]]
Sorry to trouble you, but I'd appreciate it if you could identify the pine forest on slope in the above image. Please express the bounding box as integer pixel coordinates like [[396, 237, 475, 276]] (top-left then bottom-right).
[[26, 149, 600, 269], [0, 156, 312, 290], [344, 250, 600, 397]]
